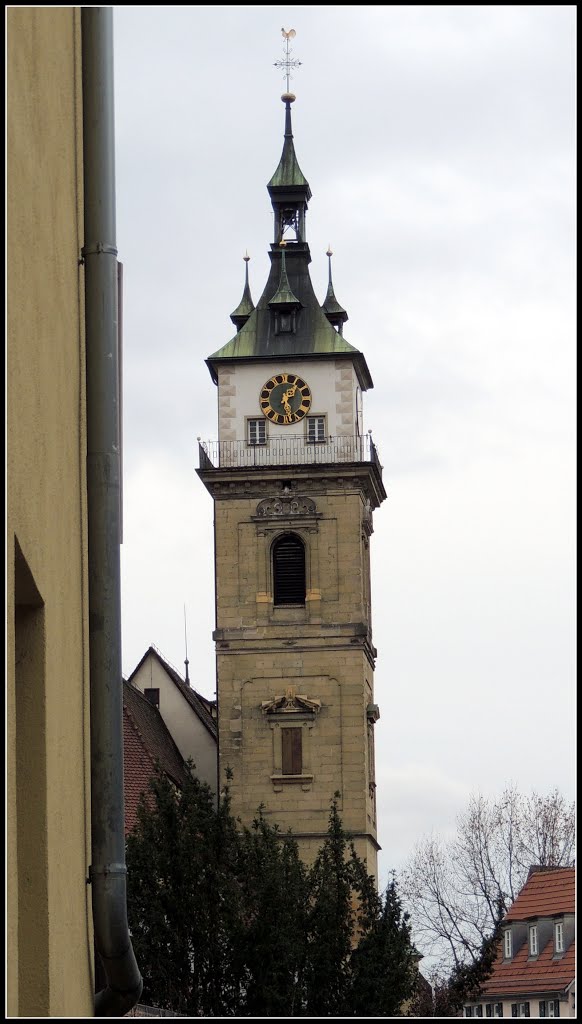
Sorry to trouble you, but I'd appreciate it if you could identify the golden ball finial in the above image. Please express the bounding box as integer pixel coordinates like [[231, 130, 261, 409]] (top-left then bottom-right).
[[281, 92, 296, 103]]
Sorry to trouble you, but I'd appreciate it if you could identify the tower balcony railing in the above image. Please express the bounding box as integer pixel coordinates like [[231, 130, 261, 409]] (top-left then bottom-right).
[[198, 433, 382, 474]]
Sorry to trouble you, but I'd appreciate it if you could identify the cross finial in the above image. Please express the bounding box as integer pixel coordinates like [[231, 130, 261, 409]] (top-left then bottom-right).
[[274, 28, 301, 98]]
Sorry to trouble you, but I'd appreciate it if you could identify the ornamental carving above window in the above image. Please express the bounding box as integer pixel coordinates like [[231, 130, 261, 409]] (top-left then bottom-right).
[[261, 687, 321, 716], [255, 496, 318, 518]]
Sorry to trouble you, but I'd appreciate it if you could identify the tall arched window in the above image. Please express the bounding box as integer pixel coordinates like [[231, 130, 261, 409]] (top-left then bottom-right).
[[273, 534, 306, 606]]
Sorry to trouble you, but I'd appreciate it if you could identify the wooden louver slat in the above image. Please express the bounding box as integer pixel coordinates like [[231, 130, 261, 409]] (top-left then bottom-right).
[[273, 535, 305, 605], [282, 728, 302, 775]]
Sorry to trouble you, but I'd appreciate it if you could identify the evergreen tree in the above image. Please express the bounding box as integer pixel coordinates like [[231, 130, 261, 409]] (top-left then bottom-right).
[[347, 876, 419, 1016], [126, 773, 420, 1017], [236, 809, 309, 1017], [303, 795, 355, 1016]]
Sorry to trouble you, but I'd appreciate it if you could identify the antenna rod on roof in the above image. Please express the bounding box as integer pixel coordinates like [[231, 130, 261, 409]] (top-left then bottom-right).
[[184, 604, 190, 685]]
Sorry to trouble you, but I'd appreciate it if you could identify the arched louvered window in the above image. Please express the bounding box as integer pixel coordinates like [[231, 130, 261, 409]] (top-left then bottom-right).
[[273, 534, 306, 606]]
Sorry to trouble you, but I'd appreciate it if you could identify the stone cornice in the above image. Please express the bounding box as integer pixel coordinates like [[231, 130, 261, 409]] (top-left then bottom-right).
[[197, 460, 387, 509]]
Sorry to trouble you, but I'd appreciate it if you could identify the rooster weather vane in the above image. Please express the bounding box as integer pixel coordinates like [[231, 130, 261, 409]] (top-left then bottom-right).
[[274, 27, 302, 95]]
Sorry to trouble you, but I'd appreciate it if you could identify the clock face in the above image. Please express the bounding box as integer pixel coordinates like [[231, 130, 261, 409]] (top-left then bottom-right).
[[260, 373, 312, 425]]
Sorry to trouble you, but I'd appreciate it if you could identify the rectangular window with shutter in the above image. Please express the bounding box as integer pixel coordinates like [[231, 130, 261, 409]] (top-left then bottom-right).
[[486, 1006, 493, 1018], [476, 1007, 483, 1018], [281, 727, 302, 775], [504, 929, 513, 959], [511, 1006, 517, 1018], [529, 924, 538, 955], [495, 1005, 503, 1018]]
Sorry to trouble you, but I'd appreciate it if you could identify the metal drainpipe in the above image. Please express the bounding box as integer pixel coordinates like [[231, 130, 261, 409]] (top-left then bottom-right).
[[81, 8, 143, 1016]]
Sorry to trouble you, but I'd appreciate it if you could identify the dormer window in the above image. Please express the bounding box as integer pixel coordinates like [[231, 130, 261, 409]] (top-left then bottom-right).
[[504, 928, 513, 959], [275, 311, 296, 334], [529, 924, 538, 956], [554, 921, 564, 954]]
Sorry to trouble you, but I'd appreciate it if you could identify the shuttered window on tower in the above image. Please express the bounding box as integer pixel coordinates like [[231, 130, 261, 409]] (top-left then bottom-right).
[[273, 534, 306, 605], [281, 727, 302, 774]]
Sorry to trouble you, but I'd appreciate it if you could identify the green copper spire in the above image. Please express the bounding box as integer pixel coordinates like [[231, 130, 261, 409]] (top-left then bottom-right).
[[205, 30, 373, 393], [267, 97, 311, 194], [268, 244, 301, 309], [322, 247, 349, 334], [269, 29, 310, 196], [230, 252, 255, 331]]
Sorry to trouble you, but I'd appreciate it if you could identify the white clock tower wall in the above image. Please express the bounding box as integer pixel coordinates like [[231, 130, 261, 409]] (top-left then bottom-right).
[[217, 360, 362, 443]]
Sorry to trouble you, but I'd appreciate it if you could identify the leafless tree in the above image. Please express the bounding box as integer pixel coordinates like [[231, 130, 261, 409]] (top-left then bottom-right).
[[401, 786, 575, 974]]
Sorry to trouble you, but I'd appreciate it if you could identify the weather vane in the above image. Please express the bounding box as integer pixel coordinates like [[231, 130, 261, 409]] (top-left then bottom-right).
[[274, 28, 301, 95]]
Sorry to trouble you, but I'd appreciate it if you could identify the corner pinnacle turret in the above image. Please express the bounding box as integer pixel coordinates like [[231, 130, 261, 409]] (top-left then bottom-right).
[[323, 247, 348, 334], [230, 253, 255, 331]]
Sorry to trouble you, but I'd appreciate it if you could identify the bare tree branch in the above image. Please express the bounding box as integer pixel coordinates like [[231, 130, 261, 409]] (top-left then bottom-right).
[[400, 786, 575, 974]]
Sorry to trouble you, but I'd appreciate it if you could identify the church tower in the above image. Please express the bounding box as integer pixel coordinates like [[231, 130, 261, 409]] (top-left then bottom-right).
[[198, 60, 386, 877]]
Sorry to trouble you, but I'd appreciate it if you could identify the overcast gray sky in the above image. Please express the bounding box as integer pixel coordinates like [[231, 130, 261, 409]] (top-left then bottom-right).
[[113, 6, 576, 889]]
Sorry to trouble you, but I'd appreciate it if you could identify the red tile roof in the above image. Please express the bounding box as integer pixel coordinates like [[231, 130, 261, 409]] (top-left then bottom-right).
[[481, 868, 575, 999], [481, 938, 575, 997], [123, 680, 190, 835], [505, 867, 575, 920]]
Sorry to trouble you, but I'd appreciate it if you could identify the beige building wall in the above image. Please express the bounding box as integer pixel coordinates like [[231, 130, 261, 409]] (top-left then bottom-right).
[[469, 996, 576, 1018], [131, 653, 218, 794], [212, 479, 380, 879], [7, 7, 94, 1016]]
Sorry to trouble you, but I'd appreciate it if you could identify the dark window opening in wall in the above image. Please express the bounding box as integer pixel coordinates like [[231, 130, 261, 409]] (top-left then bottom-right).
[[281, 727, 302, 774], [273, 534, 305, 605], [144, 688, 160, 709]]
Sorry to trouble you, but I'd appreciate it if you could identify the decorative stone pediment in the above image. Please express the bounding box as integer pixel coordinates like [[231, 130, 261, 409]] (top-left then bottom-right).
[[255, 496, 318, 518], [261, 686, 321, 716]]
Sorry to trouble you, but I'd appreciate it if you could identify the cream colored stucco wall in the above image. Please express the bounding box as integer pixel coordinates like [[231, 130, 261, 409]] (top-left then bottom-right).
[[131, 654, 217, 795], [467, 994, 575, 1018], [7, 7, 93, 1017], [217, 358, 361, 442]]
